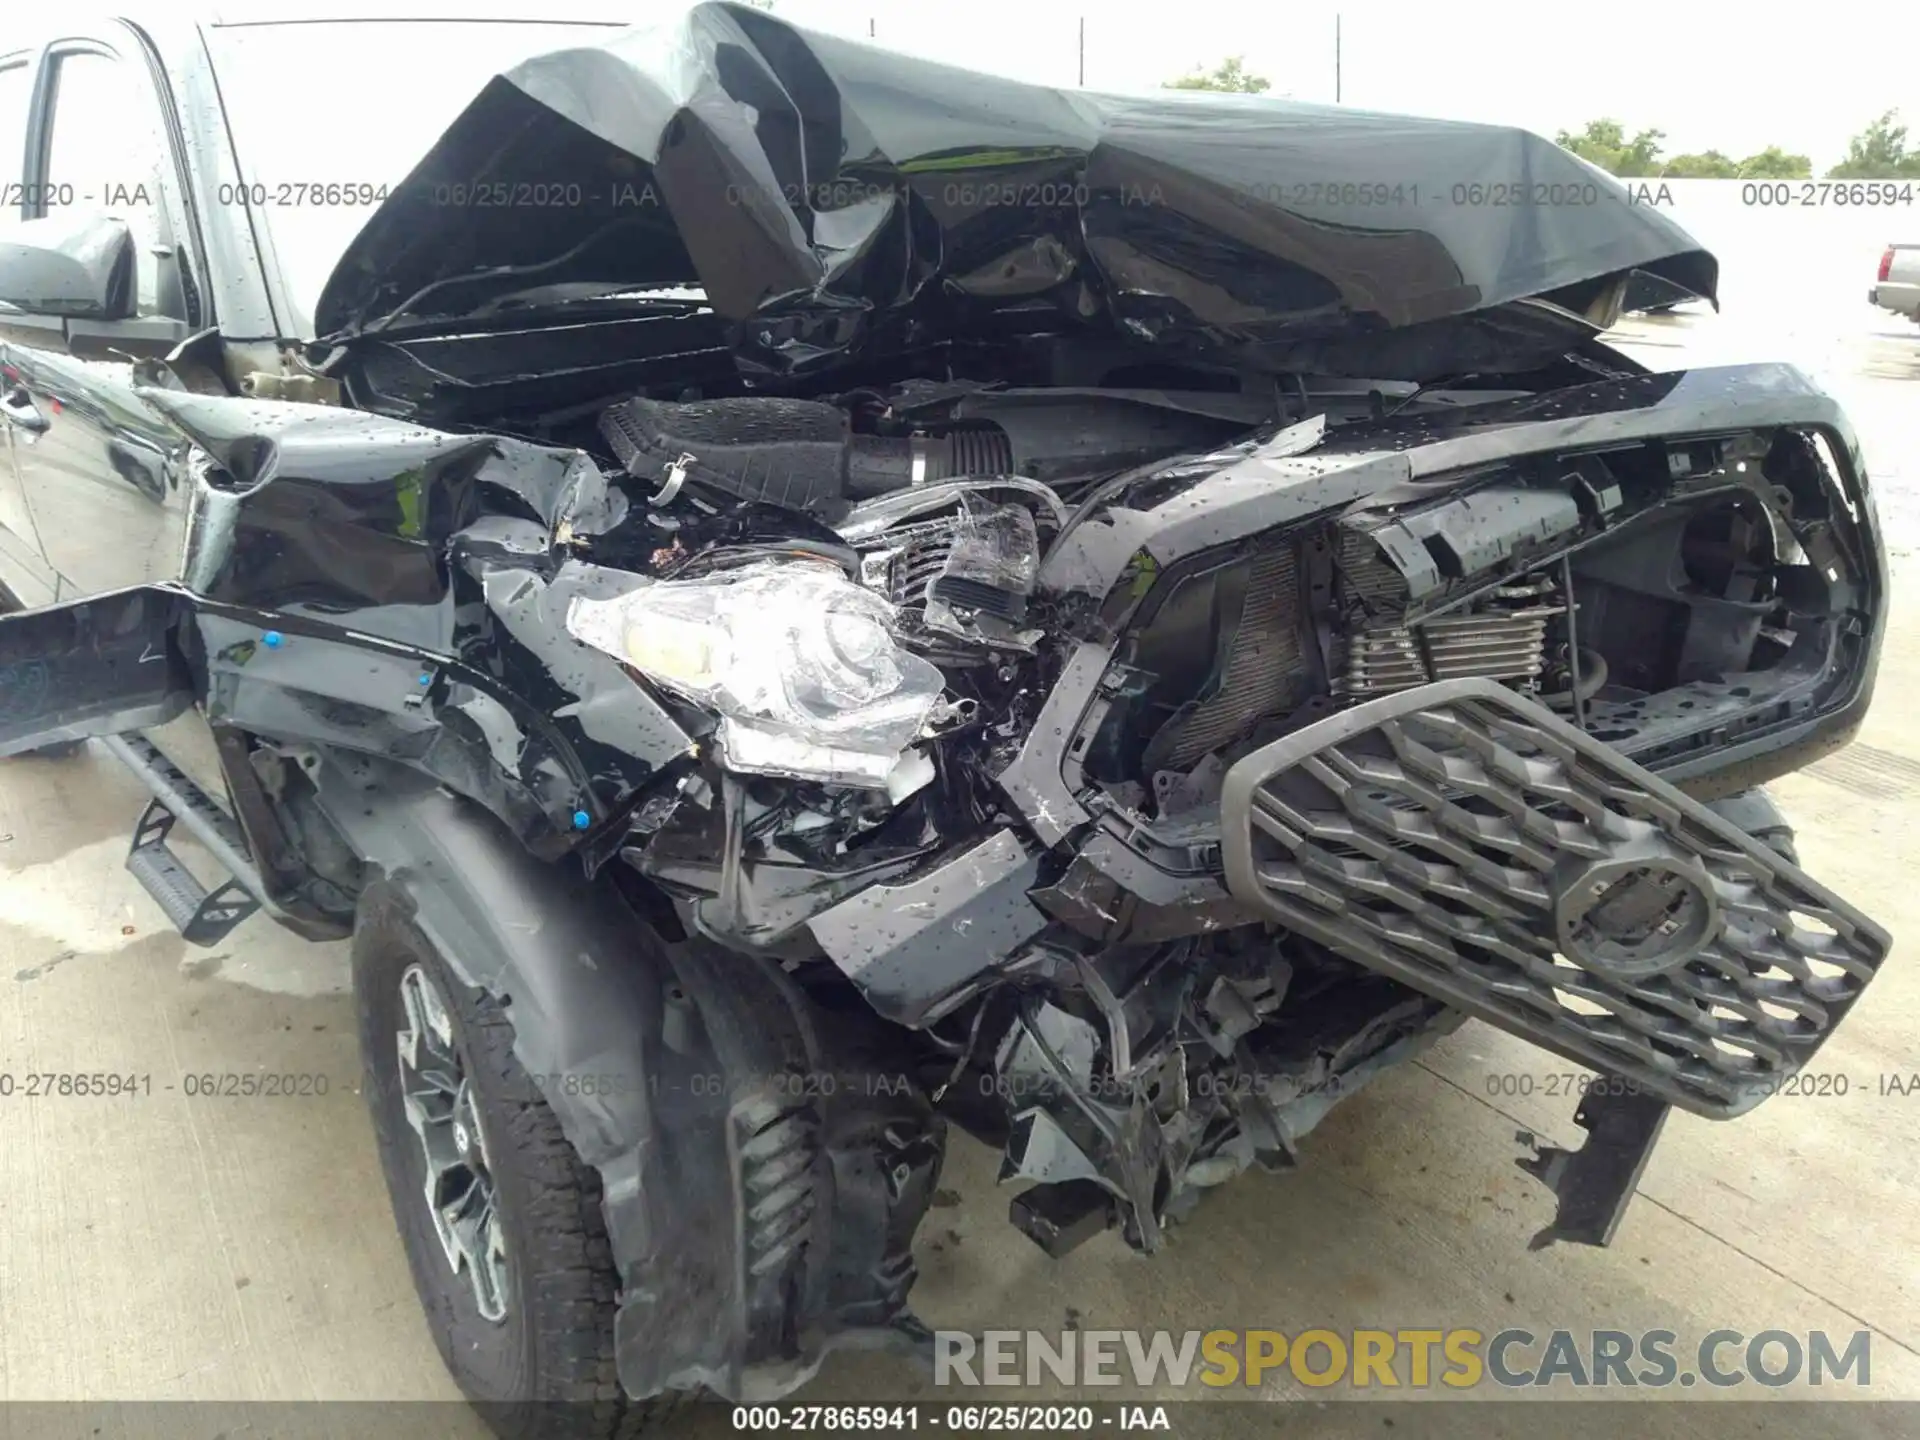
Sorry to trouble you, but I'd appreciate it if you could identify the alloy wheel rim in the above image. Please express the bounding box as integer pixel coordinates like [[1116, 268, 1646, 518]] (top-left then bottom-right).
[[396, 963, 510, 1323]]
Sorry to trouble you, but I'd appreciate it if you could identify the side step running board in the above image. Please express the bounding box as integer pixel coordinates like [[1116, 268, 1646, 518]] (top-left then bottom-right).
[[99, 734, 264, 946]]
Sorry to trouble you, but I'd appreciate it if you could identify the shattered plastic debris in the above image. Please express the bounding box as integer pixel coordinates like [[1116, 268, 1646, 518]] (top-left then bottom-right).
[[940, 499, 1040, 594], [924, 498, 1046, 649]]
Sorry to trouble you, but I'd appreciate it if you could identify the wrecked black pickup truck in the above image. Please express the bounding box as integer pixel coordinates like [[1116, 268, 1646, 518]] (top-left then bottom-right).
[[0, 4, 1893, 1434]]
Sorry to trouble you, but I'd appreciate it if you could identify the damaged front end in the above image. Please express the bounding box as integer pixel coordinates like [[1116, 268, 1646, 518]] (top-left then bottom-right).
[[795, 363, 1891, 1262], [0, 0, 1894, 1408]]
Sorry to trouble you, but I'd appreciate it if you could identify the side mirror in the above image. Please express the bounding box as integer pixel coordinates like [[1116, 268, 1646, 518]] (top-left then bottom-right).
[[0, 213, 136, 320]]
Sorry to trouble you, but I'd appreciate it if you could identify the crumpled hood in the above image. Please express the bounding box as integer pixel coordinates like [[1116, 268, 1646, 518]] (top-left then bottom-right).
[[314, 1, 1717, 378]]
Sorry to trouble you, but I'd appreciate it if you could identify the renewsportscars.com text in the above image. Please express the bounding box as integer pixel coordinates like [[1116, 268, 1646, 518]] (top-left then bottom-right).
[[935, 1327, 1872, 1390]]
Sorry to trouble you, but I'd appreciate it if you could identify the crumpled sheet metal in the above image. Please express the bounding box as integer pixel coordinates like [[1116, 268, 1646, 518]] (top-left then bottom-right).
[[315, 3, 1716, 378]]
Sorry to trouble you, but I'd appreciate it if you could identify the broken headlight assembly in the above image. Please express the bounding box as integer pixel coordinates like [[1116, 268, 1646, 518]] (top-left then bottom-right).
[[566, 559, 945, 786]]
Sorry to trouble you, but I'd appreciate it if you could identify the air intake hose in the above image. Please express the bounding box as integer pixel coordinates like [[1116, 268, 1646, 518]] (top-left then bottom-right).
[[600, 395, 1013, 511]]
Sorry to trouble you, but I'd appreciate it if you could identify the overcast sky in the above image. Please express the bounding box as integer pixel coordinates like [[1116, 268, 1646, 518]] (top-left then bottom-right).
[[776, 0, 1909, 168], [175, 0, 1912, 170]]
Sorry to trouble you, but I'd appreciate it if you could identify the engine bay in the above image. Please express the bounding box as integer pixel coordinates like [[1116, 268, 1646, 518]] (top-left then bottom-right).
[[574, 372, 1868, 842], [512, 361, 1878, 1258]]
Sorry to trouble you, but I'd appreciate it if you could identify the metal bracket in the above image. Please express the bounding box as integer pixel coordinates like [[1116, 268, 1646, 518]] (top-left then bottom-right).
[[124, 797, 262, 946], [649, 452, 696, 506], [1515, 1087, 1670, 1249]]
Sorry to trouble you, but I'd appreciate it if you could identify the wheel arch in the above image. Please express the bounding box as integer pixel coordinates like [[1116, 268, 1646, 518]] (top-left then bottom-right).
[[315, 751, 942, 1404]]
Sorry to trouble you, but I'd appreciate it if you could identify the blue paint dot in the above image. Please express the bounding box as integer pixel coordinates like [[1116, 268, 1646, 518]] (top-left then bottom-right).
[[262, 631, 284, 649], [572, 810, 591, 830], [417, 672, 432, 686]]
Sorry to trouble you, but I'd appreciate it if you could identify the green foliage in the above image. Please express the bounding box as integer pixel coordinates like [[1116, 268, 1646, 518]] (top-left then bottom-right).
[[1734, 146, 1814, 179], [1164, 56, 1272, 94], [1660, 149, 1740, 178], [1552, 118, 1667, 177], [1556, 119, 1815, 178], [1659, 147, 1813, 178], [1827, 111, 1920, 178]]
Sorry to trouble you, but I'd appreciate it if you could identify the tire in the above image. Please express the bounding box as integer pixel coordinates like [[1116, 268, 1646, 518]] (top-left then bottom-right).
[[353, 887, 678, 1440]]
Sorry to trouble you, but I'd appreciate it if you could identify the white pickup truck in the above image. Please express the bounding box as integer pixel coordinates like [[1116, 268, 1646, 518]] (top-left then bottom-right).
[[1871, 243, 1920, 320]]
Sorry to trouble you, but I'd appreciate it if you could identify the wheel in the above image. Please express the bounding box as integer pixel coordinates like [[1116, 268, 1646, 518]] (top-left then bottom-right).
[[353, 887, 679, 1439]]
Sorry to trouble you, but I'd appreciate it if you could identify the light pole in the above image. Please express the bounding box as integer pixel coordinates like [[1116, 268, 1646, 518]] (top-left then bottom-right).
[[1335, 14, 1343, 102]]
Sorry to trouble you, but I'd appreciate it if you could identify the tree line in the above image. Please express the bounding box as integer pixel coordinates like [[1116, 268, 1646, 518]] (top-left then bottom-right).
[[1164, 60, 1918, 181], [1551, 113, 1920, 180]]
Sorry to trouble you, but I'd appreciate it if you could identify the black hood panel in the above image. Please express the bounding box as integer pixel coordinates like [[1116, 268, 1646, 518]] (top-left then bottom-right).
[[314, 1, 1716, 378]]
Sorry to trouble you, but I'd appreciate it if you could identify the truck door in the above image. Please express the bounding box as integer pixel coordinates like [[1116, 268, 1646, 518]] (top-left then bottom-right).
[[4, 34, 198, 602], [0, 44, 60, 610]]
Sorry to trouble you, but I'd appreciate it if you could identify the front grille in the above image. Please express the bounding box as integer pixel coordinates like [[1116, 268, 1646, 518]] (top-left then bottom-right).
[[1219, 679, 1889, 1118]]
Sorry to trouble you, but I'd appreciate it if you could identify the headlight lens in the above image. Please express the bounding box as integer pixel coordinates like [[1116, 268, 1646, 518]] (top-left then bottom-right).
[[566, 559, 944, 787]]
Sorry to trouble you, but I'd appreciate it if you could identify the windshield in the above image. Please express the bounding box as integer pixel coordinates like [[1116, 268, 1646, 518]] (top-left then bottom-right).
[[207, 18, 628, 336]]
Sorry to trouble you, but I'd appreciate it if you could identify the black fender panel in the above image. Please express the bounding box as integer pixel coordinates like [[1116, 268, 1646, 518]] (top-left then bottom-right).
[[2, 571, 693, 860], [0, 585, 191, 756], [311, 752, 940, 1402]]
